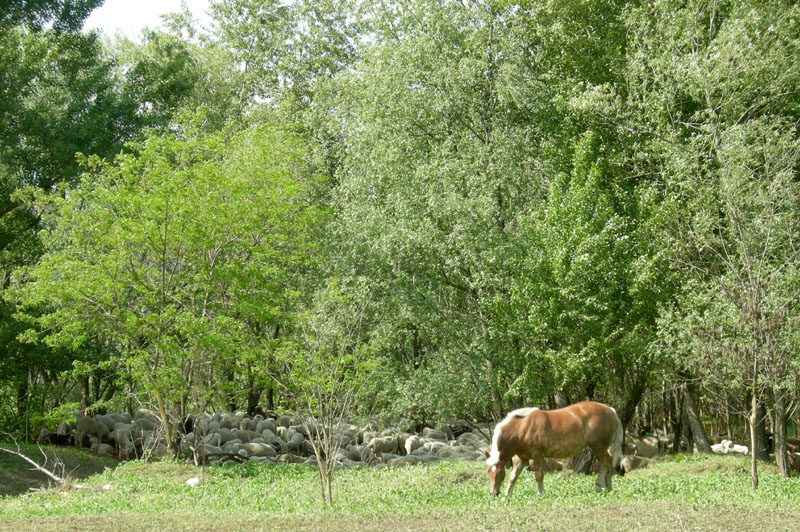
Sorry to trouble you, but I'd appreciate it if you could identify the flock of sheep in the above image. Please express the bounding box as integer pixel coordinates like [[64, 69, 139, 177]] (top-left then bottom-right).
[[39, 408, 665, 474], [39, 408, 777, 475]]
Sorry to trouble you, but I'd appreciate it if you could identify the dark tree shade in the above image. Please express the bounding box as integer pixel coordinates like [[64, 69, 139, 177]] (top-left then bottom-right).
[[0, 0, 104, 32]]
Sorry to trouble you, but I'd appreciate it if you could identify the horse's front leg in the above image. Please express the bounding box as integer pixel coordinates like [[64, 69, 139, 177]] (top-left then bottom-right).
[[504, 455, 526, 498]]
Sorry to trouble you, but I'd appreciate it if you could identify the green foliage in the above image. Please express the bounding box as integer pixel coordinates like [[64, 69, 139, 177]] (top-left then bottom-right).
[[627, 1, 800, 401], [11, 113, 324, 434], [2, 0, 800, 446], [0, 0, 102, 32], [210, 0, 357, 103]]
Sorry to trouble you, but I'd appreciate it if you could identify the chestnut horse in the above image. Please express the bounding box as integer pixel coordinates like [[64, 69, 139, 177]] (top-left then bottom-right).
[[484, 401, 623, 497]]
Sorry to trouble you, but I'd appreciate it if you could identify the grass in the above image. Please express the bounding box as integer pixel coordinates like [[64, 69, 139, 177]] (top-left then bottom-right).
[[1, 450, 799, 531]]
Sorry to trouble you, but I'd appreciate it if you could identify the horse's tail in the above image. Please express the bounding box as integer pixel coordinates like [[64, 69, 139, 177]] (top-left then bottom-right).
[[608, 407, 624, 471]]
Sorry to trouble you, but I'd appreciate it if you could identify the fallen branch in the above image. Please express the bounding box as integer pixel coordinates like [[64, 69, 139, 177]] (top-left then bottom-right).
[[0, 433, 75, 489]]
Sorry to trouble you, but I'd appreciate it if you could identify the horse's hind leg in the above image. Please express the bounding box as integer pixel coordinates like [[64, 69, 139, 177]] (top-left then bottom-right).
[[504, 455, 526, 498], [532, 457, 545, 495], [592, 446, 612, 492], [604, 453, 613, 491]]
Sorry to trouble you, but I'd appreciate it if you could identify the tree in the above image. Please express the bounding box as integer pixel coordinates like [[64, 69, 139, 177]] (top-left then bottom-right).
[[0, 0, 125, 436], [513, 129, 672, 428], [275, 280, 379, 506], [210, 0, 357, 104], [11, 114, 324, 454], [332, 0, 670, 424], [622, 0, 800, 484], [0, 0, 103, 32]]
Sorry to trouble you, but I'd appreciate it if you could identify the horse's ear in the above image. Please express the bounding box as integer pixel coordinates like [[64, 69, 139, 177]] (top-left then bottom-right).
[[481, 450, 489, 459]]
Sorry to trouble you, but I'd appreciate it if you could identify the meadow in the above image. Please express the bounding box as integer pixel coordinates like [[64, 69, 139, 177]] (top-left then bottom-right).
[[1, 447, 798, 532]]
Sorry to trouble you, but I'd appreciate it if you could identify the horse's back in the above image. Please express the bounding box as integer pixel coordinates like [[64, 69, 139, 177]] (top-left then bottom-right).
[[522, 401, 618, 459]]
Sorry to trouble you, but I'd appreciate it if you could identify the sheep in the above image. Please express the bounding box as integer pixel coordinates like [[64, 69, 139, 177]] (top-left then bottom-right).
[[215, 429, 238, 445], [109, 412, 131, 424], [731, 443, 749, 454], [711, 440, 729, 453], [235, 429, 262, 442], [405, 435, 424, 455], [340, 424, 360, 446], [345, 444, 375, 463], [91, 442, 116, 457], [220, 415, 239, 429], [133, 416, 157, 432], [367, 435, 399, 455], [110, 423, 136, 459], [423, 440, 446, 453], [435, 446, 481, 461], [241, 442, 277, 458], [626, 435, 659, 458], [134, 409, 158, 422], [261, 430, 286, 453], [257, 418, 277, 434], [285, 431, 306, 453], [620, 454, 651, 474], [76, 414, 110, 449], [93, 414, 118, 433], [712, 439, 749, 455], [422, 428, 448, 441], [239, 417, 257, 432]]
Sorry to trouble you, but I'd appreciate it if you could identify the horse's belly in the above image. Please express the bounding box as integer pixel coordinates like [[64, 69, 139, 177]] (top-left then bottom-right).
[[532, 439, 589, 459]]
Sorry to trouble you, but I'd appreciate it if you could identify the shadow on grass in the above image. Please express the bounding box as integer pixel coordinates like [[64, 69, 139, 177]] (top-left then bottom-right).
[[0, 443, 118, 497]]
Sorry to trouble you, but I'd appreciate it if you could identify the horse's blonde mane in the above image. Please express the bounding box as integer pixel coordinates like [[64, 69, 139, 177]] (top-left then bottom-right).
[[486, 407, 539, 466]]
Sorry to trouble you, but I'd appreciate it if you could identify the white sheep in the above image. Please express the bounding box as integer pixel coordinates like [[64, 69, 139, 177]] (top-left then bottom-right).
[[91, 442, 115, 457], [620, 454, 652, 474], [76, 414, 110, 449], [405, 435, 424, 455], [367, 435, 399, 455]]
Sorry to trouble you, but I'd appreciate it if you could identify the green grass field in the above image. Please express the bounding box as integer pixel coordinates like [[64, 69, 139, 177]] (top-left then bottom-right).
[[1, 447, 798, 531]]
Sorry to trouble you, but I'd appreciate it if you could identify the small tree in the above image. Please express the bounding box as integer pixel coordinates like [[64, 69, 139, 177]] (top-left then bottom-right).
[[274, 279, 378, 506]]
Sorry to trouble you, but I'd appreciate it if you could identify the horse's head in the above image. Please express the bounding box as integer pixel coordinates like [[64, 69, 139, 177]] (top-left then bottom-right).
[[483, 450, 505, 496], [486, 462, 506, 496]]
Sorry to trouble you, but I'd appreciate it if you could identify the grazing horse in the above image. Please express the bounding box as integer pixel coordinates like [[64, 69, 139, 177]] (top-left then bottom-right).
[[484, 401, 623, 497]]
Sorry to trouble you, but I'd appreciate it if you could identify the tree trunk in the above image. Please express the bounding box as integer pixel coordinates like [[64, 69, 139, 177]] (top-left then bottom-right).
[[486, 358, 504, 420], [669, 388, 683, 454], [572, 446, 594, 475], [80, 375, 90, 409], [554, 390, 571, 408], [754, 401, 770, 461], [224, 367, 236, 413], [266, 384, 275, 411], [683, 381, 711, 452], [617, 375, 648, 430], [750, 358, 759, 490], [154, 389, 177, 457], [724, 393, 732, 439], [16, 372, 29, 417], [681, 397, 693, 451], [773, 388, 789, 478]]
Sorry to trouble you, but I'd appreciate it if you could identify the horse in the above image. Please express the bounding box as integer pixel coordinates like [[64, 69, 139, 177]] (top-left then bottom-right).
[[484, 401, 623, 497]]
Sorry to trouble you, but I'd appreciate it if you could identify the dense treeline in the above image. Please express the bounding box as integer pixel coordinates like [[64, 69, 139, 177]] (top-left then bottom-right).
[[1, 0, 799, 480]]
